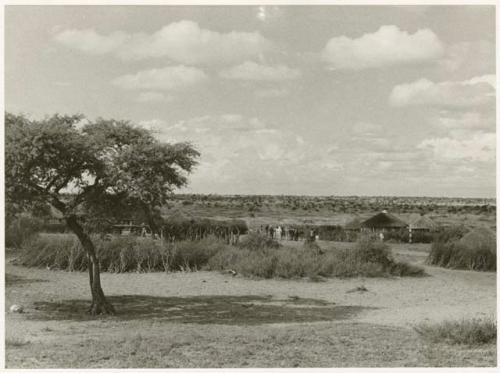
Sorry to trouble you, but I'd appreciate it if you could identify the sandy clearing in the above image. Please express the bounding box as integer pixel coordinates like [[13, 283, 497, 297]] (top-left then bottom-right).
[[6, 253, 495, 330]]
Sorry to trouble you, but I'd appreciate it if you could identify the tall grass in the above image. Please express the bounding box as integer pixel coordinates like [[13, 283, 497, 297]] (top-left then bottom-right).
[[18, 234, 227, 273], [18, 232, 424, 278], [207, 235, 424, 279], [5, 215, 43, 249], [415, 318, 497, 345], [427, 226, 496, 271]]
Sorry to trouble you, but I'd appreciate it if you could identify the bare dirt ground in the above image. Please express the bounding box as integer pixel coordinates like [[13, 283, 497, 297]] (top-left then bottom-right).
[[5, 244, 496, 368]]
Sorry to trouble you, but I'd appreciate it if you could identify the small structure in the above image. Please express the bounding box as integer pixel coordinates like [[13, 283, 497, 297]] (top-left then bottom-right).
[[409, 215, 437, 232], [344, 217, 362, 231], [360, 210, 408, 232], [344, 217, 362, 241]]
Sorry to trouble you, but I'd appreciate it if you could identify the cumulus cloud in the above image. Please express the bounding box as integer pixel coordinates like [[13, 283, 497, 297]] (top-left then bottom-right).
[[137, 114, 325, 192], [112, 65, 208, 91], [220, 61, 301, 81], [440, 40, 495, 76], [256, 6, 283, 22], [463, 74, 496, 89], [418, 133, 495, 162], [54, 20, 272, 65], [322, 25, 444, 70], [430, 111, 494, 132], [389, 76, 495, 107], [54, 28, 127, 55]]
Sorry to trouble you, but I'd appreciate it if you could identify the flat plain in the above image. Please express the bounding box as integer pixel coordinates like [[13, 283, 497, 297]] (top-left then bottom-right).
[[5, 239, 496, 368]]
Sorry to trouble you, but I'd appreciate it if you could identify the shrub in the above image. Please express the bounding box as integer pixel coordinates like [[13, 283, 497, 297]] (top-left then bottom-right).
[[208, 237, 424, 279], [18, 234, 227, 273], [18, 233, 424, 278], [415, 318, 496, 345], [5, 214, 43, 249], [238, 232, 281, 251], [427, 226, 496, 271], [384, 228, 409, 243]]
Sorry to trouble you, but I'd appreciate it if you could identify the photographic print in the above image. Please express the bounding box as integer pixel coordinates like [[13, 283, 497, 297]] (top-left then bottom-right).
[[4, 3, 497, 368]]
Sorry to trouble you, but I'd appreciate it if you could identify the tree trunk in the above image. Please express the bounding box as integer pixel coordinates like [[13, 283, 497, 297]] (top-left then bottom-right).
[[142, 204, 160, 237], [66, 215, 115, 315]]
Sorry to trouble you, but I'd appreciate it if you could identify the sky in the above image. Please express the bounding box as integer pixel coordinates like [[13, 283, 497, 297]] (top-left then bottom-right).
[[5, 5, 496, 198]]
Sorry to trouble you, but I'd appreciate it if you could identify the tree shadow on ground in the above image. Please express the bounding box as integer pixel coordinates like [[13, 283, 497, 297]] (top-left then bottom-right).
[[6, 274, 48, 286], [30, 295, 370, 325]]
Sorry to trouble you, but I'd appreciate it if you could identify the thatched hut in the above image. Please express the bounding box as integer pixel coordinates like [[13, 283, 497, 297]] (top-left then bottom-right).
[[409, 214, 437, 232], [344, 217, 362, 231], [360, 210, 408, 232]]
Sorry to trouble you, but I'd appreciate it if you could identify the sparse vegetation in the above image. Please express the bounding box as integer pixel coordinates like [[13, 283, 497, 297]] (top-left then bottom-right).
[[238, 232, 281, 251], [6, 337, 31, 348], [208, 236, 424, 279], [415, 318, 497, 346], [19, 233, 423, 279]]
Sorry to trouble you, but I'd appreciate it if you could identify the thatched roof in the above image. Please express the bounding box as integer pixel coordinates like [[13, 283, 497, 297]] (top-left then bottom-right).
[[361, 211, 407, 229], [345, 217, 362, 230], [409, 215, 437, 230], [459, 226, 496, 254]]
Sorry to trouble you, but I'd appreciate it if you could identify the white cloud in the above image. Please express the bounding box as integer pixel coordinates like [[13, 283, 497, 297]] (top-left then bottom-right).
[[54, 28, 127, 55], [135, 91, 173, 103], [440, 40, 495, 76], [463, 74, 496, 89], [137, 114, 326, 190], [112, 65, 208, 91], [418, 133, 495, 162], [430, 111, 494, 131], [256, 6, 283, 22], [220, 61, 301, 81], [55, 20, 272, 65], [322, 25, 444, 70], [389, 77, 495, 107]]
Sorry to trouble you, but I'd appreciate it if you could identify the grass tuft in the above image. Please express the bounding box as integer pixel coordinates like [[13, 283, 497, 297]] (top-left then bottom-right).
[[415, 318, 497, 346], [6, 337, 30, 348]]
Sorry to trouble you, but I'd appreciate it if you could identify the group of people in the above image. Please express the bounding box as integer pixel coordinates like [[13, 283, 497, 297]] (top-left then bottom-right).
[[260, 225, 318, 241]]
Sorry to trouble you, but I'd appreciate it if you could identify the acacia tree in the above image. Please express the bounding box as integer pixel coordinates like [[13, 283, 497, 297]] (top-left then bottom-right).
[[5, 113, 199, 315]]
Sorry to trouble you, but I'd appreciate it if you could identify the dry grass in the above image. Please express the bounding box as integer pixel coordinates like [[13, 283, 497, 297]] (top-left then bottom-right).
[[18, 234, 227, 273], [208, 236, 425, 279], [18, 233, 423, 280], [415, 318, 497, 346], [6, 337, 31, 348], [427, 227, 496, 271], [5, 251, 496, 368]]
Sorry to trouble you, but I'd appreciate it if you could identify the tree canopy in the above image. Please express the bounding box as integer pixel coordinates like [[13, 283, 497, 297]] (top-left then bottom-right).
[[5, 112, 200, 314]]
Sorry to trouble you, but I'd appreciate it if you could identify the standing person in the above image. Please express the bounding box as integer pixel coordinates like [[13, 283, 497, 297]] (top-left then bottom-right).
[[276, 225, 282, 240], [309, 228, 315, 242], [265, 225, 269, 237], [270, 226, 275, 239]]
